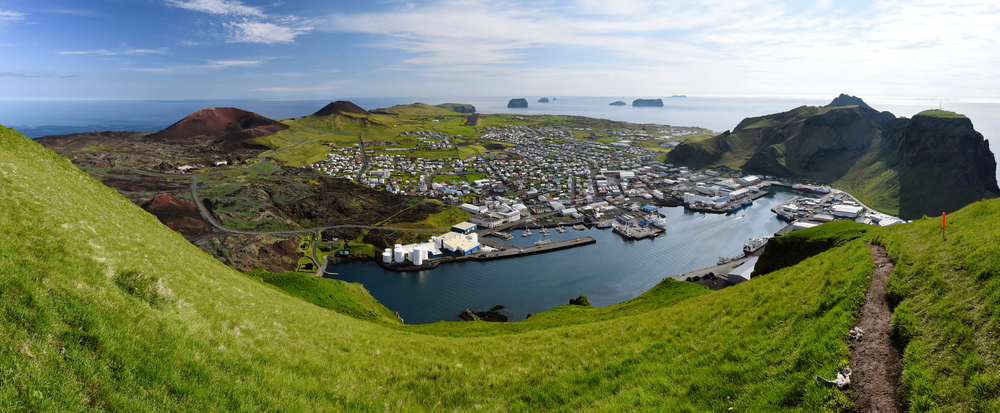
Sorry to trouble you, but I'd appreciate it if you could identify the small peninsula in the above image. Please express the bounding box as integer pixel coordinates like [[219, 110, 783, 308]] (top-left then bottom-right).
[[609, 101, 627, 106], [632, 99, 664, 107], [434, 103, 476, 113], [507, 98, 528, 108]]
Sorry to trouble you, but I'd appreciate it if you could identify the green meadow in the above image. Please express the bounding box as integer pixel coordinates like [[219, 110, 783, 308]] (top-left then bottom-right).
[[2, 124, 999, 411]]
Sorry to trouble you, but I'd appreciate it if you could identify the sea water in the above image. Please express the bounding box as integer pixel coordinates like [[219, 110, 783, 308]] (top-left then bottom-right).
[[330, 188, 803, 324]]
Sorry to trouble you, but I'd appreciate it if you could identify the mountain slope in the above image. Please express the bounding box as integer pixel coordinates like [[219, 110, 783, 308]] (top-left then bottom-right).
[[2, 123, 881, 410], [666, 97, 998, 219], [146, 107, 288, 151]]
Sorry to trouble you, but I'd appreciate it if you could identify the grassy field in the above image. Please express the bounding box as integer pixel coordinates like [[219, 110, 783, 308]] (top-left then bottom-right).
[[6, 113, 1000, 411]]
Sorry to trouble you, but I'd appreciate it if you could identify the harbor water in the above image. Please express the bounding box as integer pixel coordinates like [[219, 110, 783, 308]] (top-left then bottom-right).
[[329, 188, 804, 324]]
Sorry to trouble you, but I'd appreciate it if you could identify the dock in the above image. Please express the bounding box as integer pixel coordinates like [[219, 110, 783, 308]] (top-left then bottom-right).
[[475, 236, 597, 260]]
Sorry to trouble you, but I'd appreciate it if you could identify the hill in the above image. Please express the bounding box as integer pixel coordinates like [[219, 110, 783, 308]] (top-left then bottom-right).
[[5, 121, 1000, 410], [434, 103, 476, 113], [145, 107, 288, 152], [370, 102, 455, 115], [666, 96, 999, 219]]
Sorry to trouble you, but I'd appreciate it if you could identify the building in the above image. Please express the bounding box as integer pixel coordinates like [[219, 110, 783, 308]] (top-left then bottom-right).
[[832, 205, 863, 219], [728, 257, 759, 284], [458, 203, 485, 214], [439, 232, 480, 256], [469, 213, 504, 229], [451, 222, 478, 234]]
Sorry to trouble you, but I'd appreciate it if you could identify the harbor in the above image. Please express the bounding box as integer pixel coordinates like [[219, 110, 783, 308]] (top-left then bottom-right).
[[328, 188, 802, 324]]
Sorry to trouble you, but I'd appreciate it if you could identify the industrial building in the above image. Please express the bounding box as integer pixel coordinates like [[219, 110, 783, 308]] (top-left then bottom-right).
[[451, 222, 478, 234], [727, 257, 759, 284], [438, 232, 480, 256]]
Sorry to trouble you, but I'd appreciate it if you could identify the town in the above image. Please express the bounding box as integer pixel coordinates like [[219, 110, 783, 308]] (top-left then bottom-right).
[[305, 121, 907, 276]]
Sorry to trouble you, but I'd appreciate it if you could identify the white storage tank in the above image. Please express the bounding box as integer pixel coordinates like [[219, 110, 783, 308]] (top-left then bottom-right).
[[432, 236, 442, 249], [382, 250, 392, 263], [412, 247, 424, 266], [394, 245, 405, 263]]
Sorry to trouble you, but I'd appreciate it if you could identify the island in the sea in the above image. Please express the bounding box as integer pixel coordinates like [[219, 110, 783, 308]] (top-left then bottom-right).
[[508, 98, 528, 108], [538, 97, 549, 103], [670, 95, 687, 98], [609, 101, 627, 106], [633, 99, 664, 107]]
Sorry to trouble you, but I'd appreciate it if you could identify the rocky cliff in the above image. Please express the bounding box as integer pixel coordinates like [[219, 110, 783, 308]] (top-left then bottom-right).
[[666, 96, 999, 219]]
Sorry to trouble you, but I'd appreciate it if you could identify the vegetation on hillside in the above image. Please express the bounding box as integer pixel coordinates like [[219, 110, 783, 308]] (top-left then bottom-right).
[[666, 99, 998, 219]]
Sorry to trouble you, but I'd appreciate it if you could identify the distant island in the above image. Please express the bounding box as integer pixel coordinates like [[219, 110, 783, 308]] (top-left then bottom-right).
[[633, 99, 664, 107], [670, 95, 687, 98], [609, 101, 627, 106], [508, 98, 528, 108], [538, 98, 549, 103]]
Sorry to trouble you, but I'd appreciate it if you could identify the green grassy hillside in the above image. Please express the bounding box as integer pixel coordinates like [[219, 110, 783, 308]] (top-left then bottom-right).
[[3, 122, 998, 411]]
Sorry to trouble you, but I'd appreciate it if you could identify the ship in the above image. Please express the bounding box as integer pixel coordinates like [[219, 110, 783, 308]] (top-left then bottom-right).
[[651, 215, 667, 229], [556, 225, 568, 233], [743, 236, 770, 255], [596, 220, 612, 229], [521, 228, 533, 237], [741, 198, 753, 207], [726, 203, 741, 213], [574, 224, 586, 231], [540, 227, 551, 236], [776, 211, 794, 222], [535, 239, 552, 246], [792, 184, 831, 195]]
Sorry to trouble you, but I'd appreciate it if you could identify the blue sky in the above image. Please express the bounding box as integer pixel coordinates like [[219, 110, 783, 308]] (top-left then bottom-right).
[[1, 0, 998, 100]]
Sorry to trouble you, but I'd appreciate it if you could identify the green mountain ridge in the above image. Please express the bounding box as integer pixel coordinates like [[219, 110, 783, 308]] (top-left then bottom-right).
[[666, 97, 998, 219], [4, 122, 1000, 411]]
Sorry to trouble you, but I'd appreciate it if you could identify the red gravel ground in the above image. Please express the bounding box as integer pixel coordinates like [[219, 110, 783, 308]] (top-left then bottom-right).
[[851, 244, 903, 412]]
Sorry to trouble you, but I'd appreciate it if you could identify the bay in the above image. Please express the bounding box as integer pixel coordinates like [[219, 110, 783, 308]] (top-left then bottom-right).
[[329, 188, 804, 324]]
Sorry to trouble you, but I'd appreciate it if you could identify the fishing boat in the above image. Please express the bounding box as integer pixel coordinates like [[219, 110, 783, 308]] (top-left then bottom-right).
[[651, 216, 667, 229], [726, 202, 741, 213], [742, 198, 753, 207], [521, 228, 532, 237], [556, 225, 568, 233], [596, 220, 612, 229], [574, 224, 586, 231], [535, 239, 552, 246], [743, 236, 770, 255], [540, 227, 551, 236]]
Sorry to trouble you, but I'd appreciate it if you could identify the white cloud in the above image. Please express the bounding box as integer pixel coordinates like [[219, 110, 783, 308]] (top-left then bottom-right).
[[124, 59, 263, 73], [0, 9, 26, 21], [225, 21, 312, 44], [165, 0, 312, 44], [320, 0, 1000, 98], [203, 60, 261, 68], [165, 0, 263, 17], [56, 48, 172, 56]]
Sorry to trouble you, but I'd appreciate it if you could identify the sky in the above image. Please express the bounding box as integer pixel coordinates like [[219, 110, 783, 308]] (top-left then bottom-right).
[[1, 0, 999, 100]]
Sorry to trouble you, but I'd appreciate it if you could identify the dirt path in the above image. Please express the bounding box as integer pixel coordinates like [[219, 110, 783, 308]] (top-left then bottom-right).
[[851, 244, 903, 412]]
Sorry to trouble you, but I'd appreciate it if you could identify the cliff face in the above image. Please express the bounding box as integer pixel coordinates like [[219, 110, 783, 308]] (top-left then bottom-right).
[[666, 97, 999, 219], [508, 98, 528, 108]]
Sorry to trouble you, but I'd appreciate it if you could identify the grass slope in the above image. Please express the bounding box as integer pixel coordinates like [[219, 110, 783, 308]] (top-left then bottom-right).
[[5, 121, 995, 411]]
